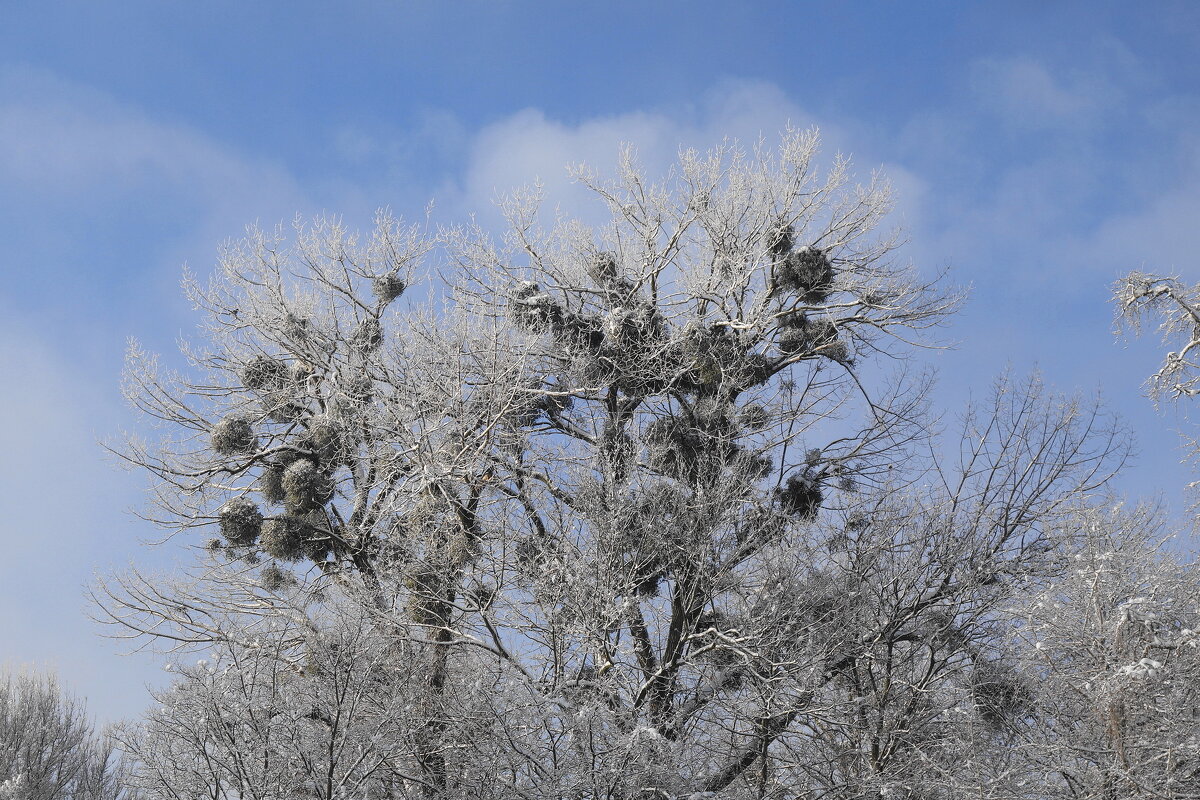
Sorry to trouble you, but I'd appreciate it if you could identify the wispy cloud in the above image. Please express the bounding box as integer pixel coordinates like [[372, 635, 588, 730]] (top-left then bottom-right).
[[445, 80, 832, 228], [0, 65, 313, 281], [0, 67, 322, 722], [0, 313, 165, 724]]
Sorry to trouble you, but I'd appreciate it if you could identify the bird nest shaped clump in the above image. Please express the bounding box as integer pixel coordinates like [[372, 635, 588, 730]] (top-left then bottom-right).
[[351, 317, 384, 352], [776, 314, 838, 358], [619, 486, 695, 596], [211, 415, 258, 456], [240, 355, 289, 392], [603, 525, 668, 599], [259, 563, 295, 591], [295, 417, 350, 467], [305, 530, 333, 563], [602, 303, 665, 351], [568, 350, 619, 389], [335, 373, 374, 406], [725, 351, 776, 392], [372, 273, 407, 305], [644, 415, 709, 479], [539, 385, 575, 417], [594, 334, 672, 398], [599, 425, 636, 473], [736, 451, 774, 481], [586, 251, 621, 285], [282, 312, 310, 342], [767, 221, 795, 260], [635, 481, 690, 519], [512, 282, 611, 354], [259, 516, 308, 561], [281, 458, 335, 513], [510, 283, 566, 334], [971, 663, 1031, 728], [499, 382, 549, 429], [630, 560, 666, 597], [739, 404, 771, 432], [776, 246, 835, 304], [776, 472, 823, 520], [674, 322, 765, 393], [260, 377, 310, 422], [218, 497, 263, 546]]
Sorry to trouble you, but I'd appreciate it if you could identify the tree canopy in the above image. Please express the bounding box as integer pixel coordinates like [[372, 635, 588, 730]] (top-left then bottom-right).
[[99, 131, 1200, 800]]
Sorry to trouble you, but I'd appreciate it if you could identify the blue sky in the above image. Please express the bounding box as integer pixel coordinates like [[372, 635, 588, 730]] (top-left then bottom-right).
[[2, 1, 1199, 723]]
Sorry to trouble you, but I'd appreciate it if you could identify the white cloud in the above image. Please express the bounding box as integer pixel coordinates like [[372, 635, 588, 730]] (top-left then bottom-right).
[[0, 67, 327, 722], [968, 41, 1139, 132], [0, 313, 165, 724], [971, 56, 1104, 126], [1077, 143, 1200, 278], [0, 65, 312, 270], [446, 80, 835, 228]]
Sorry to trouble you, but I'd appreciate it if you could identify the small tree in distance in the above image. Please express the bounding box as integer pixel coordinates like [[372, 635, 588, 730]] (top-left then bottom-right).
[[0, 669, 131, 800], [101, 130, 1154, 798]]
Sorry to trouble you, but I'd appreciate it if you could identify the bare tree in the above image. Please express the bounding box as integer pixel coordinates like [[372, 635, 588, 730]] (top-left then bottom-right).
[[1113, 272, 1200, 511], [0, 669, 131, 800], [755, 374, 1127, 799], [105, 131, 1140, 799], [1011, 502, 1200, 799], [116, 585, 445, 800], [1113, 273, 1200, 404]]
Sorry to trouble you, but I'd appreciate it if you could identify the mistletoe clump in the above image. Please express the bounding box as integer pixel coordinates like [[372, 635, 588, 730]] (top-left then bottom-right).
[[336, 373, 374, 407], [823, 340, 851, 363], [777, 314, 838, 357], [598, 423, 636, 483], [351, 317, 384, 352], [673, 324, 742, 390], [259, 462, 287, 505], [218, 497, 263, 547], [604, 499, 672, 598], [259, 563, 295, 591], [776, 472, 823, 519], [281, 458, 334, 513], [305, 529, 334, 563], [372, 273, 407, 305], [971, 662, 1030, 729], [211, 415, 258, 456], [296, 416, 349, 467], [645, 415, 707, 480], [259, 516, 308, 561], [257, 364, 311, 423], [737, 451, 774, 481], [262, 391, 308, 424], [625, 483, 694, 595], [777, 246, 835, 303], [240, 355, 289, 392], [739, 404, 771, 431]]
